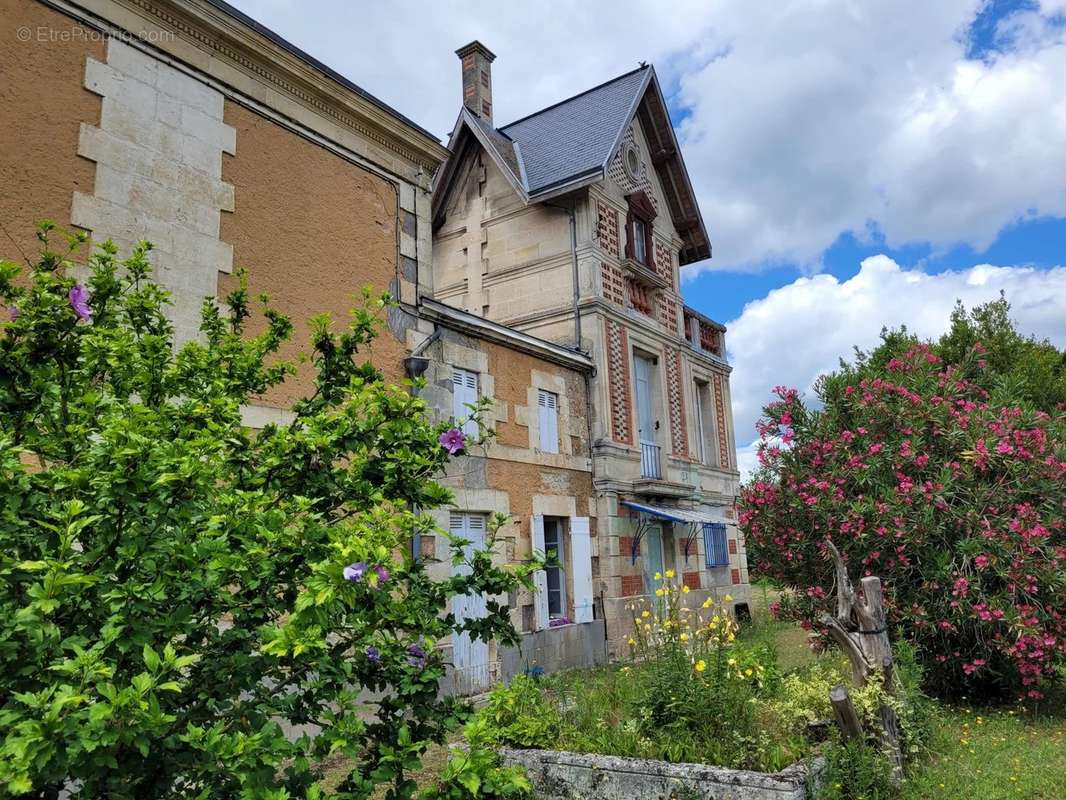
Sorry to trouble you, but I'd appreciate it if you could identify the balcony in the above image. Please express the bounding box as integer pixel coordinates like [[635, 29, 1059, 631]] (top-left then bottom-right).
[[640, 441, 662, 479]]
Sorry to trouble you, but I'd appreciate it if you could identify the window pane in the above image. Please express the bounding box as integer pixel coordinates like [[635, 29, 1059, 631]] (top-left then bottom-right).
[[634, 220, 646, 263]]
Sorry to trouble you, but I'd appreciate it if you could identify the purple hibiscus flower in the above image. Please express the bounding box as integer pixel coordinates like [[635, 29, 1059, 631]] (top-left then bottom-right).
[[407, 644, 428, 668], [68, 284, 91, 322], [343, 562, 368, 582], [365, 646, 381, 663], [439, 428, 466, 455], [8, 305, 17, 321], [374, 565, 390, 585]]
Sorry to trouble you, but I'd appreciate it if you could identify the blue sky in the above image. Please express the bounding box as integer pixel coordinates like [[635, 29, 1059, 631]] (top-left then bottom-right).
[[232, 0, 1065, 476]]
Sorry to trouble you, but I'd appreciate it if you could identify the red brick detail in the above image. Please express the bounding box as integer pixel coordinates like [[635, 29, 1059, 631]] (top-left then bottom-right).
[[618, 536, 636, 558], [731, 568, 741, 585], [657, 294, 679, 337], [597, 201, 619, 257], [665, 348, 689, 458], [626, 278, 652, 315], [682, 571, 701, 590], [654, 240, 674, 288], [601, 261, 625, 306], [605, 320, 633, 445], [699, 321, 721, 355], [728, 539, 738, 555], [621, 574, 645, 597], [713, 373, 730, 469]]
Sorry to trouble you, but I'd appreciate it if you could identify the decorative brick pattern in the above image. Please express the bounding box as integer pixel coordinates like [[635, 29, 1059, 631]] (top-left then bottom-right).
[[605, 320, 633, 444], [601, 262, 626, 305], [728, 539, 738, 555], [607, 127, 660, 214], [654, 240, 674, 287], [713, 373, 730, 468], [657, 294, 679, 337], [621, 574, 645, 597], [731, 568, 741, 585], [665, 348, 689, 458], [597, 201, 619, 257], [618, 536, 636, 558], [683, 571, 701, 590]]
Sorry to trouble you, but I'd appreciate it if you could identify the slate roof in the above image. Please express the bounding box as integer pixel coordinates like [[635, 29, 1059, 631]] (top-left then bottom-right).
[[433, 63, 711, 265], [498, 66, 650, 194]]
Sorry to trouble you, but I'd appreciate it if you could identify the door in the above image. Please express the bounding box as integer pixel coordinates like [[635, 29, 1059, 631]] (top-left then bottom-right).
[[644, 523, 665, 593], [450, 512, 490, 694], [634, 355, 654, 444]]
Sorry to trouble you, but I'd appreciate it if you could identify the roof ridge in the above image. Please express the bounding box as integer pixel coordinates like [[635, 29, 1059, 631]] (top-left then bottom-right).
[[498, 64, 650, 132]]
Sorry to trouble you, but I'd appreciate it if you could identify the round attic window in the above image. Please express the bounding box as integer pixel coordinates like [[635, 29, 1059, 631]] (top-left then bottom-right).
[[624, 143, 641, 179]]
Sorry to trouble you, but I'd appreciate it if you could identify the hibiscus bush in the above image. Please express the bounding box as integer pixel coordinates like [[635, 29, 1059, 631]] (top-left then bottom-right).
[[0, 225, 537, 798], [741, 311, 1065, 700]]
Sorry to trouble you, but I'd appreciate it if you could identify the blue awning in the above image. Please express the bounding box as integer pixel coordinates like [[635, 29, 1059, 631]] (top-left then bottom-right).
[[620, 500, 728, 525]]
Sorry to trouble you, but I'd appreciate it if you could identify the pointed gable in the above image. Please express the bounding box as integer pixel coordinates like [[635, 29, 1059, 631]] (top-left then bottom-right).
[[433, 62, 710, 265]]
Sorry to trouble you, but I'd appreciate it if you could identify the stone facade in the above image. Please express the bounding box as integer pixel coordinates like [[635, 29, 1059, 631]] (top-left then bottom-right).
[[432, 49, 751, 660]]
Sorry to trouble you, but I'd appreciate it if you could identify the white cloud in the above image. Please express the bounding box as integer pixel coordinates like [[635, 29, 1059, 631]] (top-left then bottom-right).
[[726, 257, 1066, 478], [230, 1, 1066, 271]]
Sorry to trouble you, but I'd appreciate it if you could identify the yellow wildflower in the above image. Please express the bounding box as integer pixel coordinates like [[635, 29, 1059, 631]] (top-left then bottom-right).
[[665, 569, 675, 579], [724, 594, 733, 603], [641, 610, 650, 619], [702, 598, 714, 608], [745, 668, 753, 677], [655, 588, 665, 597], [679, 633, 689, 642], [728, 657, 737, 666], [654, 571, 662, 581], [681, 585, 691, 594], [694, 659, 706, 673], [627, 637, 637, 646]]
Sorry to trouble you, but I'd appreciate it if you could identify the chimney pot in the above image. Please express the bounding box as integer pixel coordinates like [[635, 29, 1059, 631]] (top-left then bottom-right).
[[455, 40, 495, 125]]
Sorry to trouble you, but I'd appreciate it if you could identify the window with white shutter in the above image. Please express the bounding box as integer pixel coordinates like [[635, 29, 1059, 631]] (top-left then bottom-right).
[[537, 390, 559, 453], [452, 368, 479, 439]]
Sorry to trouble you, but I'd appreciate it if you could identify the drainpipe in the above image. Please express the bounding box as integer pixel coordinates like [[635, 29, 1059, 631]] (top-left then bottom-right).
[[404, 325, 443, 561]]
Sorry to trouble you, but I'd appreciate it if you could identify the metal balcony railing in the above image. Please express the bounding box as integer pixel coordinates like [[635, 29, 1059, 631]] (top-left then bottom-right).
[[640, 441, 662, 479]]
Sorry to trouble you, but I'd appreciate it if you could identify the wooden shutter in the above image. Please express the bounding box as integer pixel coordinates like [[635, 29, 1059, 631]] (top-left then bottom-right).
[[452, 368, 479, 438], [538, 390, 559, 453], [570, 517, 593, 623], [531, 514, 549, 631], [703, 523, 729, 567]]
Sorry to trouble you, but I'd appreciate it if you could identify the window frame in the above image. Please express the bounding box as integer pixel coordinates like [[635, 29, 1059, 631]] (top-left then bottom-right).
[[624, 191, 656, 267], [703, 523, 729, 568], [452, 367, 480, 439], [543, 517, 567, 619], [537, 389, 560, 453]]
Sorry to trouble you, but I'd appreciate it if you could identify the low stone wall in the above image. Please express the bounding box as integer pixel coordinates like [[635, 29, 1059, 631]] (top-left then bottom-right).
[[499, 620, 608, 682], [498, 747, 823, 800]]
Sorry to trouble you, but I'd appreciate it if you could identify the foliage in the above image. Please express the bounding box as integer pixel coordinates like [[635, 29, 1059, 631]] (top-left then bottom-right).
[[474, 579, 812, 773], [741, 304, 1066, 699], [815, 738, 899, 800], [417, 717, 530, 800], [0, 227, 538, 799]]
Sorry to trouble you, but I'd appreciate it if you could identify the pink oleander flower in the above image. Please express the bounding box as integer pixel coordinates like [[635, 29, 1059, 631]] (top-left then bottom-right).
[[69, 284, 91, 322], [439, 428, 466, 454]]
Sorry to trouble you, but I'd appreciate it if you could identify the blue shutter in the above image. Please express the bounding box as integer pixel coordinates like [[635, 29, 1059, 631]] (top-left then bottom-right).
[[703, 523, 729, 567]]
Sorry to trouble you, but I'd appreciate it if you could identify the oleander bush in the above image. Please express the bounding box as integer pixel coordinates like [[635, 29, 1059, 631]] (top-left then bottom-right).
[[0, 225, 538, 799], [741, 303, 1065, 700]]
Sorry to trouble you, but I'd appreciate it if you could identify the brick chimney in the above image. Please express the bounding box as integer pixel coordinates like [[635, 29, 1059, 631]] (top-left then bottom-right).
[[455, 41, 496, 124]]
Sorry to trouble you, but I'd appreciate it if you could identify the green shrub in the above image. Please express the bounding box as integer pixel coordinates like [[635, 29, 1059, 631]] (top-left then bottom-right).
[[419, 717, 531, 800], [476, 676, 563, 750], [815, 738, 899, 800], [0, 228, 539, 798]]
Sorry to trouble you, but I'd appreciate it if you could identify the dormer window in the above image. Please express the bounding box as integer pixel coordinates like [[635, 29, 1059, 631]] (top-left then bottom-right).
[[624, 191, 657, 268], [633, 218, 648, 265]]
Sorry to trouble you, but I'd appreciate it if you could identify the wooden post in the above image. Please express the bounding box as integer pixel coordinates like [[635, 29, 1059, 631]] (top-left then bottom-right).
[[829, 684, 863, 741], [820, 542, 903, 784]]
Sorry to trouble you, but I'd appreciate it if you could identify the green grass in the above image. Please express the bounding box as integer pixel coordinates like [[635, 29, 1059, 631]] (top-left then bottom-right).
[[751, 577, 1066, 799], [900, 703, 1066, 800]]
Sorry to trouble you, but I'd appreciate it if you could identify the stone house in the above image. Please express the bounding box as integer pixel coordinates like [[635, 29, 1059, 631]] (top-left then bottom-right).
[[431, 43, 751, 657], [2, 0, 602, 691]]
